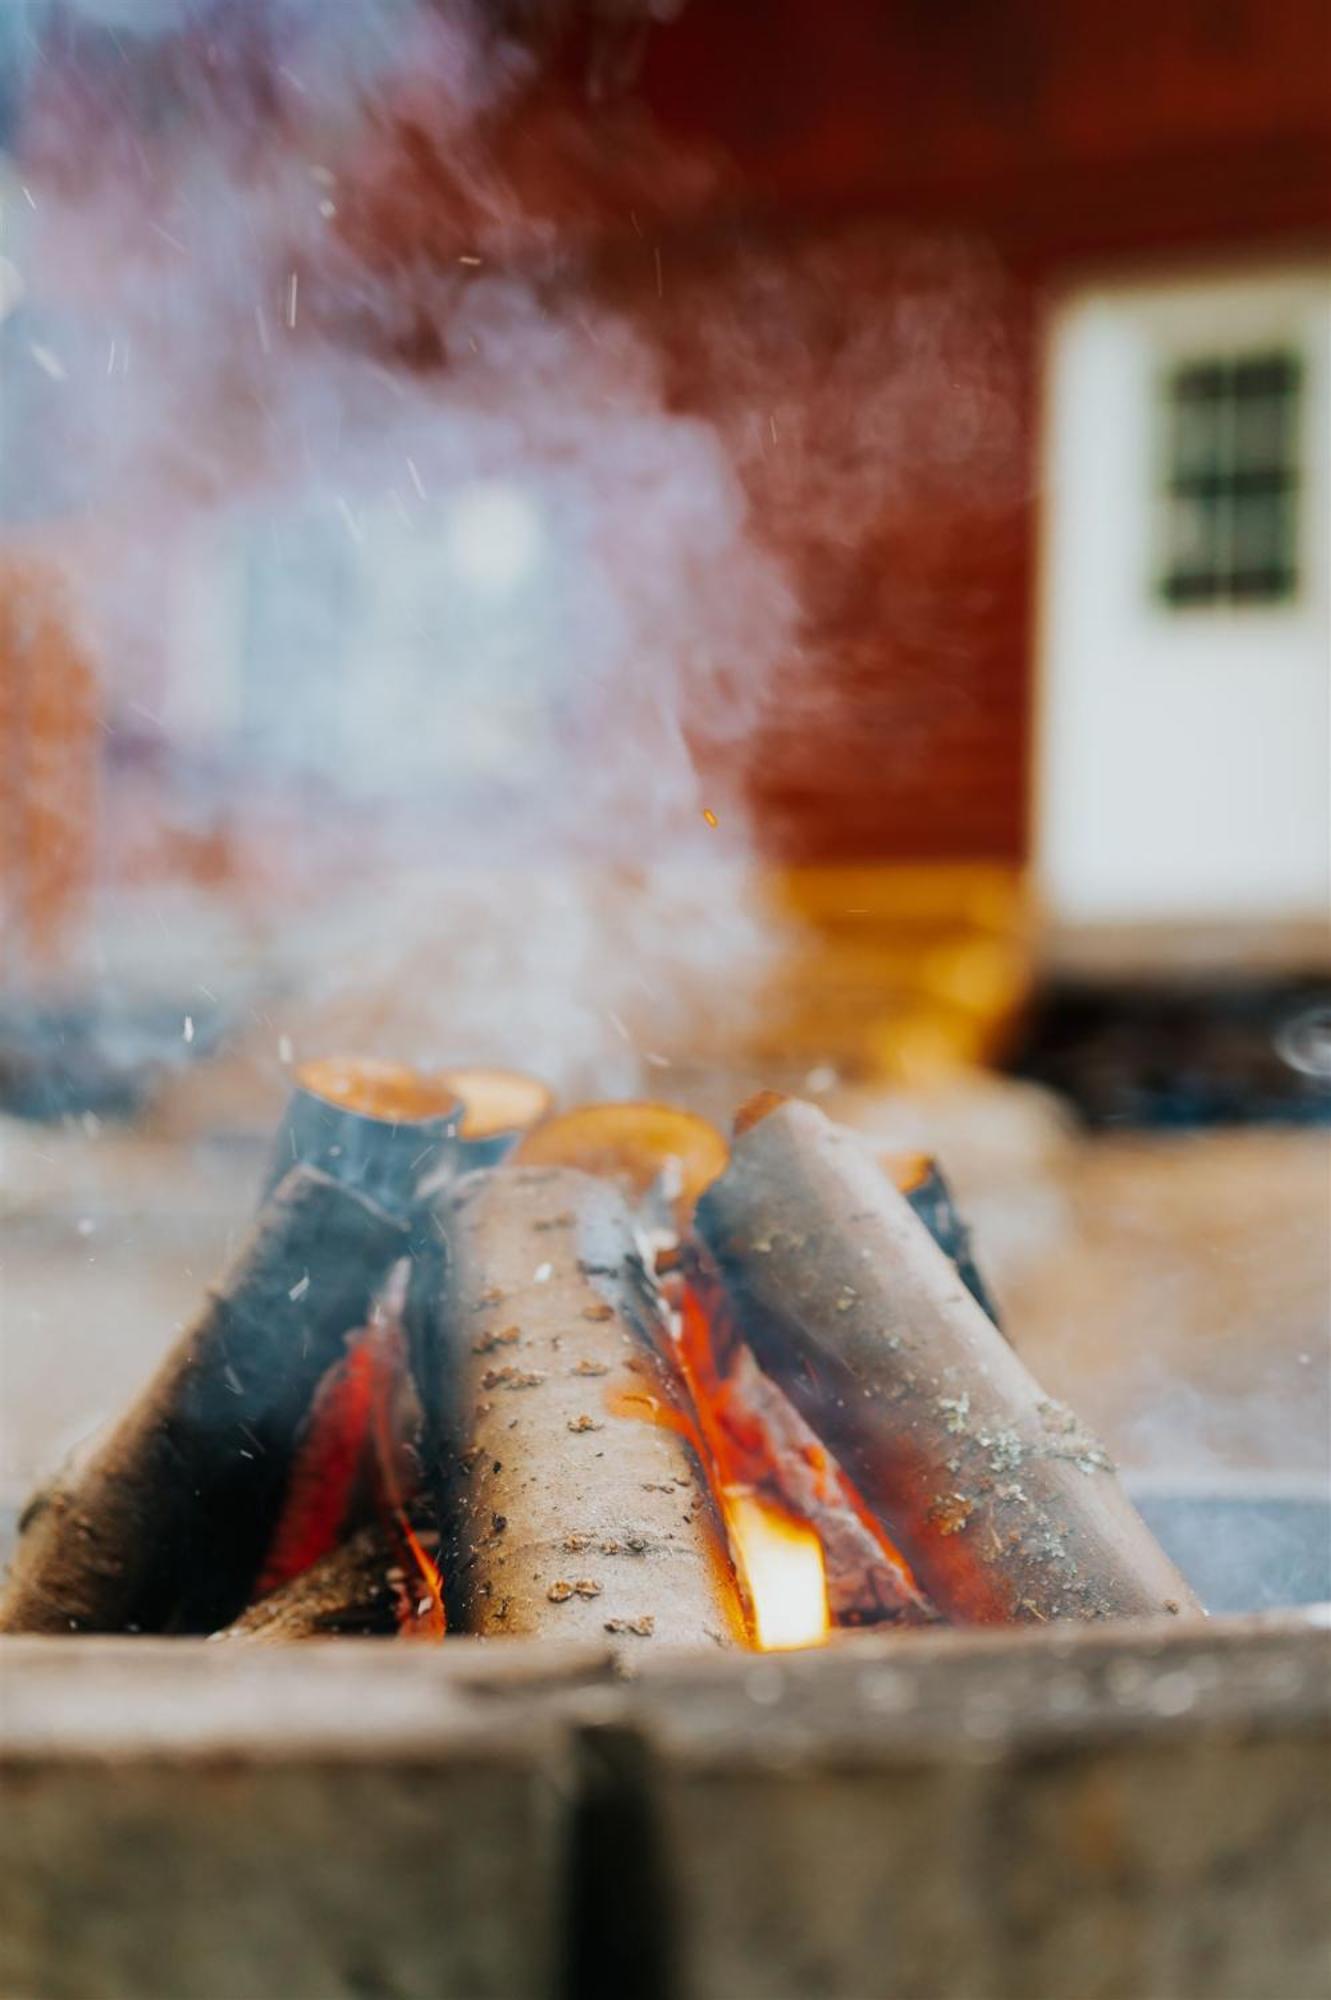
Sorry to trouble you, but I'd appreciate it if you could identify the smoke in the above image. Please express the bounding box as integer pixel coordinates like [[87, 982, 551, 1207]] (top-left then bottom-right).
[[2, 0, 1031, 1103], [3, 0, 798, 1088]]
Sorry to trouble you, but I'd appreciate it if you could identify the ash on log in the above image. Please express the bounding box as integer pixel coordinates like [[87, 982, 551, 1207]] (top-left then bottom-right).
[[0, 1167, 407, 1636], [697, 1099, 1202, 1627], [433, 1165, 739, 1648]]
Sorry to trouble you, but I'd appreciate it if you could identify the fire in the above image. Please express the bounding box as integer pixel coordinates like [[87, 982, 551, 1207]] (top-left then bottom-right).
[[391, 1515, 447, 1641], [638, 1271, 929, 1647], [258, 1281, 446, 1638], [724, 1492, 830, 1650], [657, 1281, 836, 1649], [365, 1299, 447, 1640]]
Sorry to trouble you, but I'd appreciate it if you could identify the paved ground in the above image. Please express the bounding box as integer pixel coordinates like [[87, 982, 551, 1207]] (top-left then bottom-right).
[[2, 1085, 1326, 1514]]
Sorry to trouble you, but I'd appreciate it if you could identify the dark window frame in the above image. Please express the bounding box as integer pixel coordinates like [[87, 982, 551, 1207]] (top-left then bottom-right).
[[1154, 347, 1303, 610]]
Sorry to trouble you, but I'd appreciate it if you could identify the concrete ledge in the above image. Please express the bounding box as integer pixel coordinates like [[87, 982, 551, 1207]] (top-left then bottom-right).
[[606, 1615, 1330, 2000], [1, 1616, 1327, 2000]]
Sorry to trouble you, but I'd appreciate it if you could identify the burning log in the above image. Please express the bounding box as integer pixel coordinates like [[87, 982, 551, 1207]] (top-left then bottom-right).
[[887, 1153, 1003, 1327], [674, 1269, 935, 1631], [440, 1066, 555, 1166], [0, 1167, 407, 1636], [718, 1341, 936, 1629], [697, 1099, 1203, 1627], [220, 1520, 444, 1641], [433, 1164, 739, 1647], [513, 1100, 730, 1225], [264, 1057, 462, 1217], [218, 1525, 402, 1640]]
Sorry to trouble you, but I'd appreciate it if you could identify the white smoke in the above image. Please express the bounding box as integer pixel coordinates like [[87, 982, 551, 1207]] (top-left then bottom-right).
[[4, 0, 796, 1090]]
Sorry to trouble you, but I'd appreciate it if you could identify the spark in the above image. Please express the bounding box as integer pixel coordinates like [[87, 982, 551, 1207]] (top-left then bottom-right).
[[289, 1273, 311, 1302], [405, 456, 427, 500], [21, 186, 37, 210], [105, 341, 117, 376], [29, 343, 65, 381], [702, 807, 718, 828], [149, 222, 188, 254], [286, 271, 299, 329], [458, 253, 483, 267]]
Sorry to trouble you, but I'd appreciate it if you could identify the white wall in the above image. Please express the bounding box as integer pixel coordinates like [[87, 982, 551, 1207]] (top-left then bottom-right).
[[1038, 265, 1331, 925]]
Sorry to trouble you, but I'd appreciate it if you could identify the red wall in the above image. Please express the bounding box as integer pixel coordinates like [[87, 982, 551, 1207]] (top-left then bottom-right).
[[612, 0, 1331, 867]]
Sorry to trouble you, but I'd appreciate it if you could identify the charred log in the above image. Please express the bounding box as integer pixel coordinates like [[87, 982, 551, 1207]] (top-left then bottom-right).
[[890, 1154, 1003, 1329], [0, 1167, 407, 1636], [433, 1165, 739, 1647], [721, 1342, 936, 1627], [263, 1059, 462, 1218], [217, 1525, 402, 1640], [697, 1100, 1202, 1628]]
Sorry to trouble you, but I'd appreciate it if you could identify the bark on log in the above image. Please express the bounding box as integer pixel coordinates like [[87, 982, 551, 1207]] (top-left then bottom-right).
[[696, 1100, 1203, 1627], [435, 1165, 739, 1648], [0, 1167, 407, 1636]]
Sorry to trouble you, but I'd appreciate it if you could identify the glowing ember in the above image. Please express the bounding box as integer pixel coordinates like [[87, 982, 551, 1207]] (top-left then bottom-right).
[[652, 1275, 930, 1646], [725, 1492, 829, 1650]]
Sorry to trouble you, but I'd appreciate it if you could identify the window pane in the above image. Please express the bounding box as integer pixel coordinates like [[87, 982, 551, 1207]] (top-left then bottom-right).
[[1155, 345, 1302, 608], [1170, 389, 1226, 483], [1231, 490, 1297, 600]]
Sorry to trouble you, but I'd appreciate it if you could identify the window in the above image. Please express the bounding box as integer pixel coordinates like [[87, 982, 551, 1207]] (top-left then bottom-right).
[[1156, 349, 1303, 607]]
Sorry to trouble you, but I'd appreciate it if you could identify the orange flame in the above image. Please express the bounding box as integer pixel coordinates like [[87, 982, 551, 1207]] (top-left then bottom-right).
[[258, 1286, 445, 1639], [661, 1283, 830, 1650], [643, 1272, 931, 1647], [365, 1317, 446, 1641], [724, 1493, 829, 1651]]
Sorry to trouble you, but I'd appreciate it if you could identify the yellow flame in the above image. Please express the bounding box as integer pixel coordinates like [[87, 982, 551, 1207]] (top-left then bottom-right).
[[726, 1491, 830, 1651]]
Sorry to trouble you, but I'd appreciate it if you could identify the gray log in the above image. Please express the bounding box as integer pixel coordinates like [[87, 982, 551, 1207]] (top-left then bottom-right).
[[0, 1167, 406, 1636], [696, 1099, 1201, 1626], [436, 1165, 739, 1649]]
